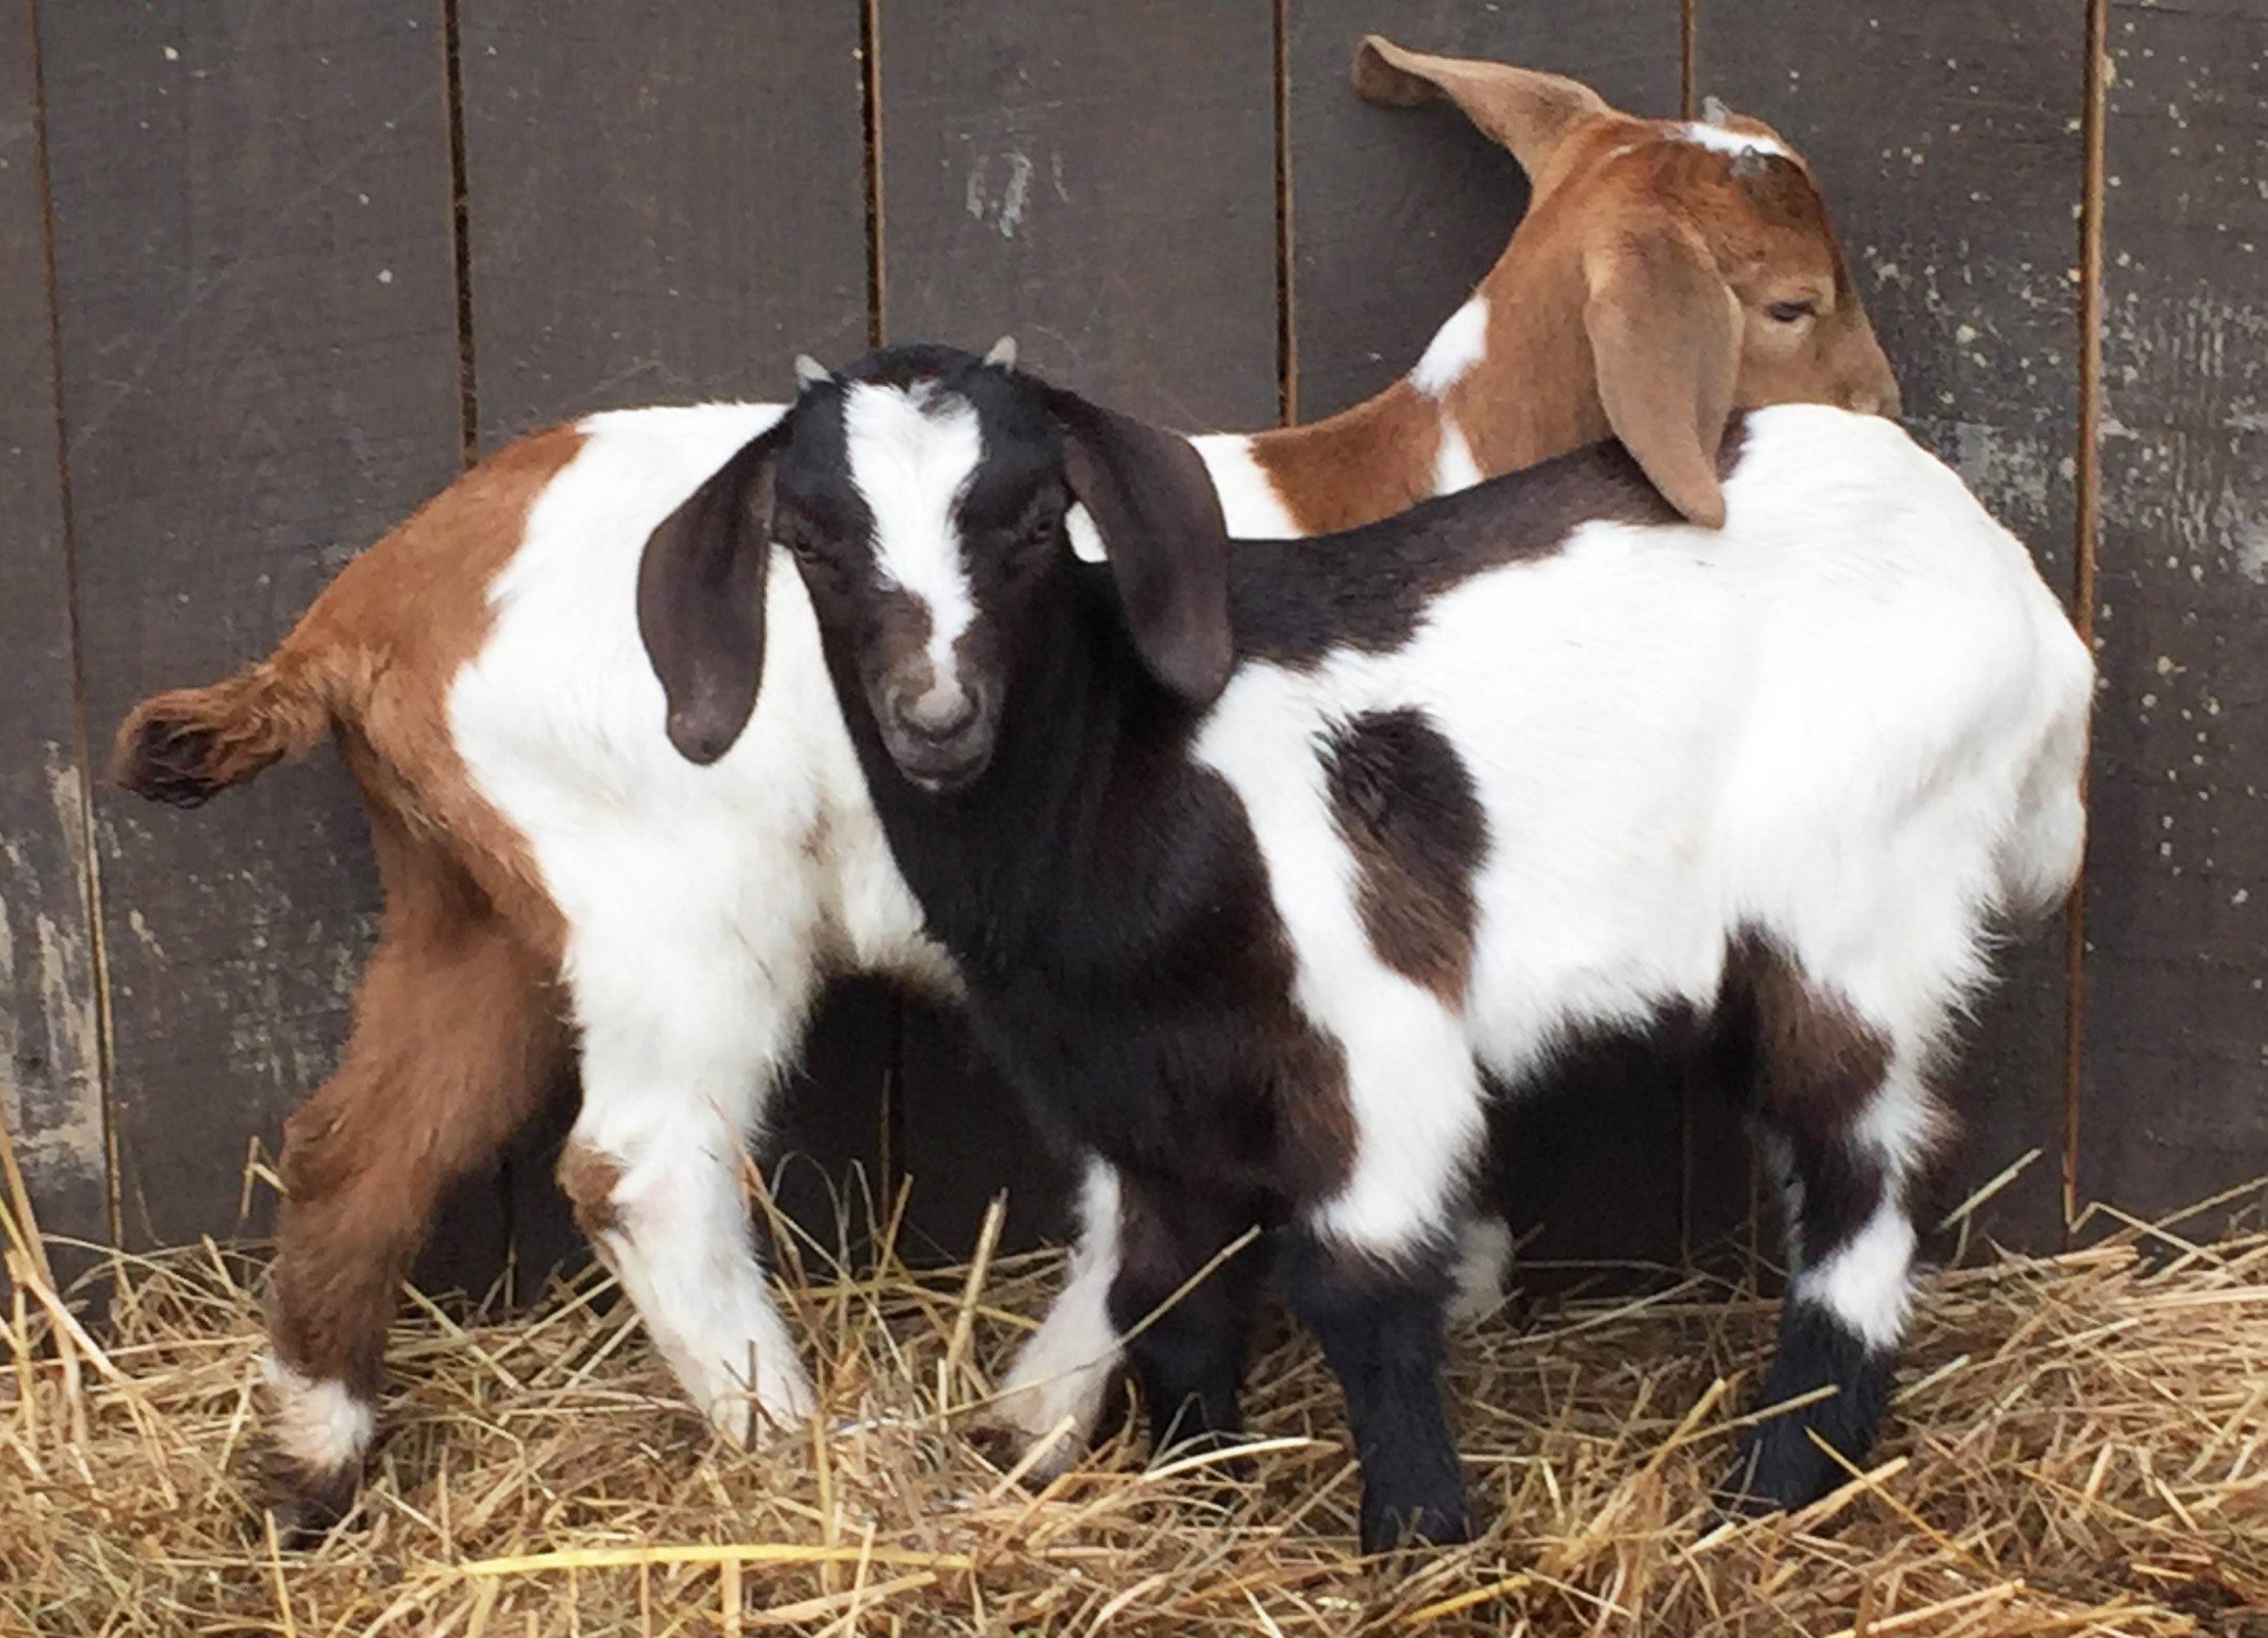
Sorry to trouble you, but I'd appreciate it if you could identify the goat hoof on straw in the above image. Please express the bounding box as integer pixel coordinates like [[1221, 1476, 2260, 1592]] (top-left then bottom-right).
[[260, 1470, 357, 1549]]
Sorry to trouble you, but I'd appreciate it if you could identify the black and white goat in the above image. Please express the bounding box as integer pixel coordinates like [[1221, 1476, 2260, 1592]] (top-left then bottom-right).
[[639, 343, 2094, 1548]]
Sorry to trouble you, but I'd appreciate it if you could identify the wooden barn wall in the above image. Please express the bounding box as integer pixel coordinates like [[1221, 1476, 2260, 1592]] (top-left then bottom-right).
[[3, 0, 2266, 1297]]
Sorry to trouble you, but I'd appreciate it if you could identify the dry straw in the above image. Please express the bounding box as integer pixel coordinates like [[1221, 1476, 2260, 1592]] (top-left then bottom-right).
[[2, 1126, 2263, 1636]]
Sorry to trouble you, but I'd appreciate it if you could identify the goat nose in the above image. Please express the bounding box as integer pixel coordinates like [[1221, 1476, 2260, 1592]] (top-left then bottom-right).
[[899, 683, 978, 743]]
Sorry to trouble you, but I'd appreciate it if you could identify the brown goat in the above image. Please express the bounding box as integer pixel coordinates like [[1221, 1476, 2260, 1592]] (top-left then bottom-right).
[[109, 42, 1900, 1534], [1231, 37, 1899, 532]]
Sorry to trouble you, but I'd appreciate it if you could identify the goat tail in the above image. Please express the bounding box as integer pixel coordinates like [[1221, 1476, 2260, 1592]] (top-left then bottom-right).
[[112, 649, 340, 808]]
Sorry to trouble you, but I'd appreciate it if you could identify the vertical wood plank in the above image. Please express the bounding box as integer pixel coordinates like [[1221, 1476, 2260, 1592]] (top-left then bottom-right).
[[876, 0, 1277, 1255], [38, 3, 493, 1280], [1290, 2, 1689, 1278], [458, 2, 879, 1268], [0, 2, 109, 1283], [2081, 0, 2268, 1226], [1696, 2, 2088, 1252], [459, 2, 869, 444]]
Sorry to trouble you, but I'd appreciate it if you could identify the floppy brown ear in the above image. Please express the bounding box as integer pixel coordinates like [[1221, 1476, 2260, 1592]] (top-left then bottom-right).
[[1583, 224, 1741, 528], [1047, 389, 1233, 706], [636, 422, 786, 763], [1351, 34, 1611, 181]]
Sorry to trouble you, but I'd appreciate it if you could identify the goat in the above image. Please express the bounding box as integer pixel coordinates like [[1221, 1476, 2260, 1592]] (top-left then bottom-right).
[[109, 41, 1893, 1532], [641, 342, 2092, 1550]]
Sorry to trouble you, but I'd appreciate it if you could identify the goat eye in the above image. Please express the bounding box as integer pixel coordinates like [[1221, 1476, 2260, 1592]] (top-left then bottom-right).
[[1765, 298, 1817, 324]]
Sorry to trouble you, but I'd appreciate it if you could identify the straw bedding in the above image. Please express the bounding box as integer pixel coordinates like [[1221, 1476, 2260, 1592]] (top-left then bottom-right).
[[3, 1169, 2264, 1637]]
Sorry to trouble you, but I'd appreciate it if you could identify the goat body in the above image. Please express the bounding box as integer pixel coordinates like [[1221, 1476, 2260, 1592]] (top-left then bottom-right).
[[701, 349, 2091, 1547]]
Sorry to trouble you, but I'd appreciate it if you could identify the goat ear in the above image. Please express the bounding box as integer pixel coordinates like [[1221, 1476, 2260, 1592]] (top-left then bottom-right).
[[637, 422, 785, 763], [1351, 35, 1610, 181], [1048, 390, 1234, 706], [1583, 224, 1740, 528]]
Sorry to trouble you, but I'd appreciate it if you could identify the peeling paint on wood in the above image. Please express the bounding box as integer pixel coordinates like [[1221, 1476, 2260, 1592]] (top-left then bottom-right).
[[37, 2, 465, 1260], [2083, 0, 2268, 1223], [0, 20, 110, 1284]]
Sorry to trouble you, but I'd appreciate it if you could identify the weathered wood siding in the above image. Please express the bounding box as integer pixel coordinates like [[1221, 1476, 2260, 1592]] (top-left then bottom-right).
[[3, 1, 2262, 1295]]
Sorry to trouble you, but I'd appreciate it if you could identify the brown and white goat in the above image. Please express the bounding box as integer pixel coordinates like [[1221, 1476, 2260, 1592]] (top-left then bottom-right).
[[109, 40, 1897, 1532]]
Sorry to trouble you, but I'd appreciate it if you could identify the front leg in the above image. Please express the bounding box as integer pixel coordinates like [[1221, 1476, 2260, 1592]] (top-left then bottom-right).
[[1107, 1171, 1268, 1460], [561, 948, 820, 1441], [984, 1159, 1128, 1475]]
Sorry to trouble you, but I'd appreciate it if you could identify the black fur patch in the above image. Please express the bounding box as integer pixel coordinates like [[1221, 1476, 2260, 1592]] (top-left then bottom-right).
[[1320, 708, 1489, 1002], [1231, 420, 1753, 667]]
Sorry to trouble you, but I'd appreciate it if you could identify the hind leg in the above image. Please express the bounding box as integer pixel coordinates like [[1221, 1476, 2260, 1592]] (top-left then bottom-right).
[[1725, 1043, 1940, 1514], [265, 907, 562, 1533]]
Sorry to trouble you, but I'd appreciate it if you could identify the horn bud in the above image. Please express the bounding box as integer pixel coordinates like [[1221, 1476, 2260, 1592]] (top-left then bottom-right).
[[793, 354, 829, 390], [983, 335, 1018, 369]]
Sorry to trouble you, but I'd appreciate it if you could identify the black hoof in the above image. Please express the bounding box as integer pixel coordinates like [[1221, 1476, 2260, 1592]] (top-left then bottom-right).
[[260, 1460, 359, 1547], [1359, 1491, 1471, 1554], [1716, 1420, 1846, 1520]]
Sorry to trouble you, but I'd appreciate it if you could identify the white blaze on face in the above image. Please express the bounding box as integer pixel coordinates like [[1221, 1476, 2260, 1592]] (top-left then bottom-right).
[[842, 382, 987, 714]]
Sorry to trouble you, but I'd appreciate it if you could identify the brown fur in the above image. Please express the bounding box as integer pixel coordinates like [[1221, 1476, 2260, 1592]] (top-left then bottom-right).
[[556, 1141, 625, 1242], [1320, 709, 1488, 1003], [118, 429, 587, 1491], [1248, 43, 1899, 533]]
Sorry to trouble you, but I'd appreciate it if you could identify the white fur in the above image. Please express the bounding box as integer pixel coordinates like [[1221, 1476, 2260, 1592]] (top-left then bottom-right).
[[986, 1161, 1123, 1473], [1432, 418, 1484, 496], [1446, 1216, 1515, 1325], [1065, 502, 1107, 563], [451, 402, 946, 1440], [1172, 404, 2087, 1277], [1190, 434, 1303, 536], [1795, 1199, 1917, 1353], [844, 382, 987, 713], [1409, 295, 1490, 398], [261, 1355, 375, 1476], [1683, 122, 1791, 161]]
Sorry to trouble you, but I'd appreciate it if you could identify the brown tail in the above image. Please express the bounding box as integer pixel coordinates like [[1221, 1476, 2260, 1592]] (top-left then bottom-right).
[[113, 656, 336, 808]]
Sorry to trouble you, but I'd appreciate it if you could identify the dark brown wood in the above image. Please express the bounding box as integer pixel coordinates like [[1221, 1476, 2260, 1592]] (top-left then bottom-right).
[[36, 4, 504, 1287], [0, 7, 109, 1287], [1287, 2, 1681, 421], [459, 2, 870, 444], [1697, 2, 2087, 1254], [2079, 0, 2268, 1229], [459, 2, 881, 1274], [877, 0, 1277, 428], [876, 0, 1278, 1255], [1291, 2, 1689, 1280]]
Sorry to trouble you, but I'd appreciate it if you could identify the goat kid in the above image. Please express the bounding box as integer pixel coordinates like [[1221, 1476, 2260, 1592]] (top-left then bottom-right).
[[644, 345, 2094, 1550], [110, 40, 1893, 1532]]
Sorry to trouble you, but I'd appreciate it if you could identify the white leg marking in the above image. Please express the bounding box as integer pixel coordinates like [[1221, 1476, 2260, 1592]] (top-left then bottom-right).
[[1791, 1197, 1916, 1353], [1444, 1215, 1514, 1327], [575, 1115, 816, 1440], [988, 1161, 1123, 1473], [261, 1355, 375, 1475]]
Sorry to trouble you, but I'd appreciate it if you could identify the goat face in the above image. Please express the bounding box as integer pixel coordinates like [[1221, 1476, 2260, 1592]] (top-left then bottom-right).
[[636, 343, 1235, 791]]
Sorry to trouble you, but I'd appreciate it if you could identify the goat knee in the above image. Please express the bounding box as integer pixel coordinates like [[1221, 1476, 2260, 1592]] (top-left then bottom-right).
[[558, 1133, 815, 1439]]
